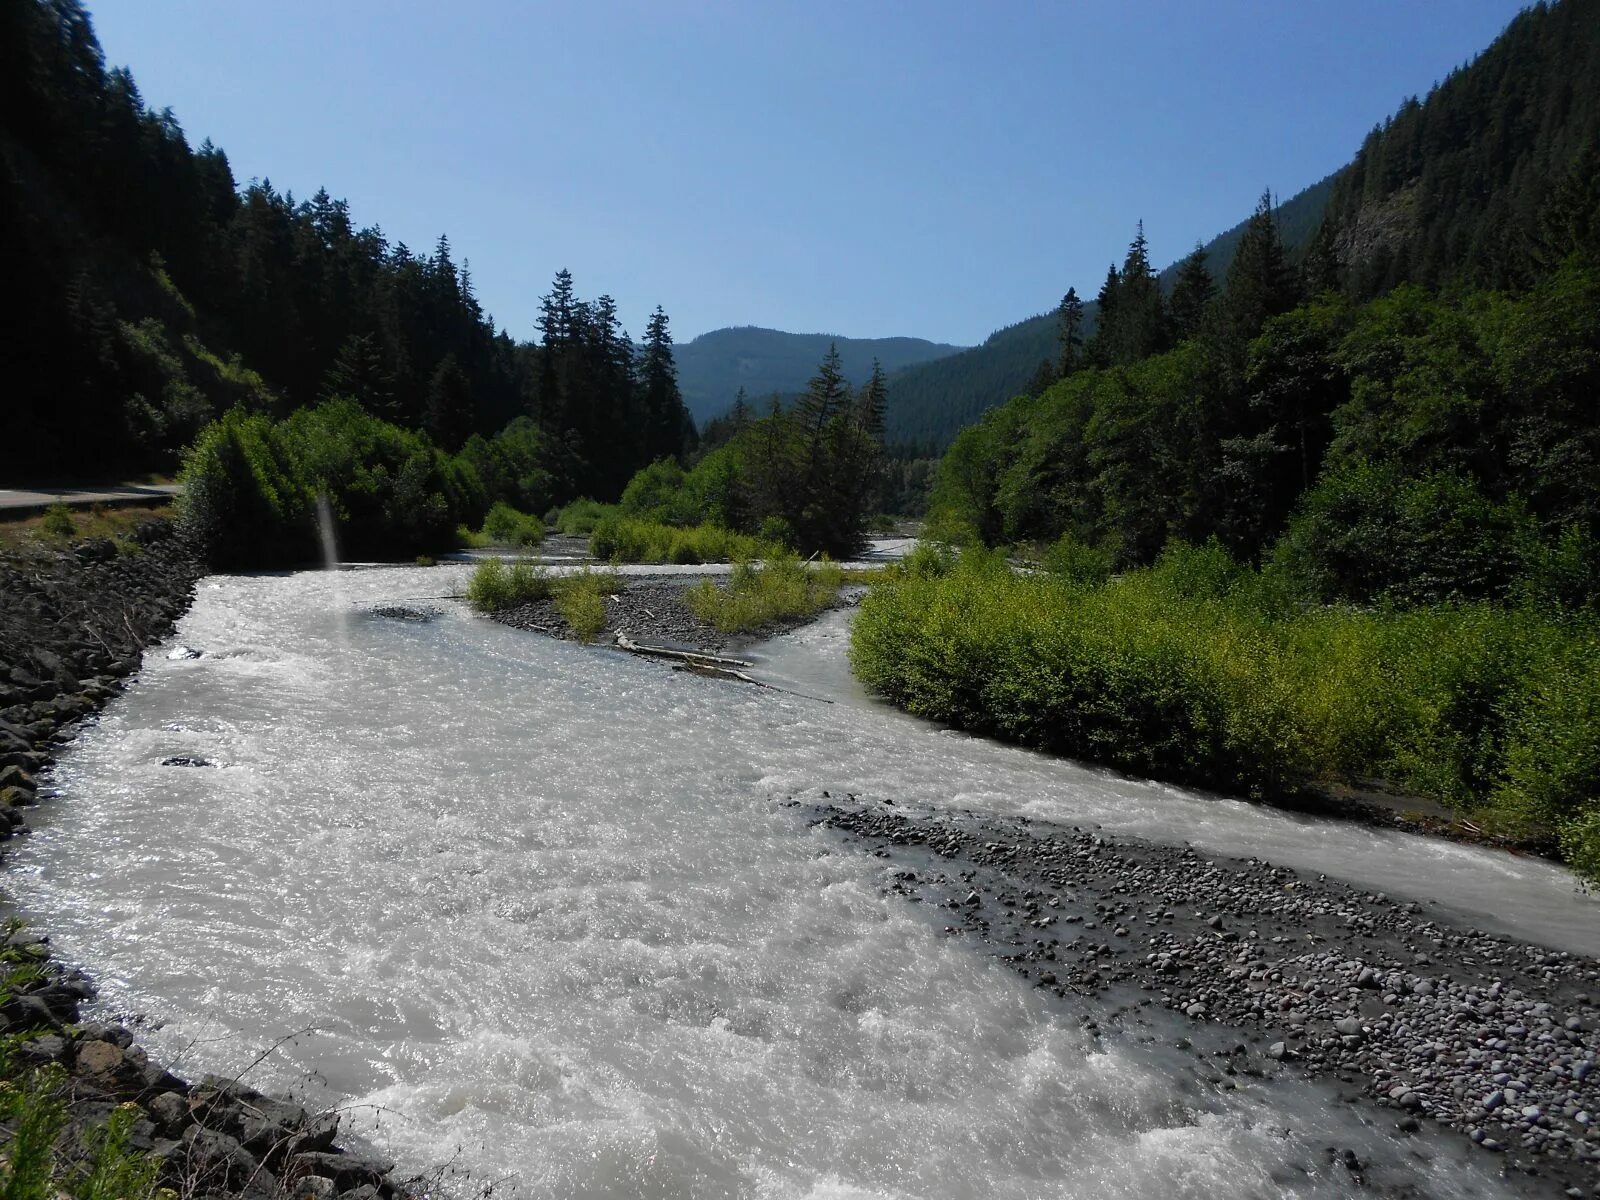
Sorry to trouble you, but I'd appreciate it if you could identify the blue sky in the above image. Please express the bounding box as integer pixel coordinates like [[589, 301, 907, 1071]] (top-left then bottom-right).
[[89, 1, 1527, 346]]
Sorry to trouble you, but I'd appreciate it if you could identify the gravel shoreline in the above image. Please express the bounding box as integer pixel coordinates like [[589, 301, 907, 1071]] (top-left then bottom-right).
[[491, 572, 856, 653], [0, 524, 418, 1200], [805, 794, 1600, 1197]]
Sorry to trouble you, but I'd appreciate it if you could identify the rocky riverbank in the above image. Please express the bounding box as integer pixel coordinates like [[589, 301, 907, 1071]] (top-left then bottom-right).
[[804, 794, 1600, 1198], [0, 523, 420, 1200]]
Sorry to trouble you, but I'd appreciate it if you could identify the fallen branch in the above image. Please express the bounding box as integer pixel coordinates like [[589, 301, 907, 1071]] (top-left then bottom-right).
[[613, 631, 752, 668], [670, 660, 834, 704]]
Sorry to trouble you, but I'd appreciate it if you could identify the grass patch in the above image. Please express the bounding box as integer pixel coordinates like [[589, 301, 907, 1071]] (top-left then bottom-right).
[[686, 554, 844, 634], [591, 514, 771, 564], [0, 503, 174, 551], [850, 542, 1600, 879]]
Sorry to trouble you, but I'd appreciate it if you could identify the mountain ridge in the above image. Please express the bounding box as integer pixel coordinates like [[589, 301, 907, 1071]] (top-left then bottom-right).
[[675, 326, 967, 424]]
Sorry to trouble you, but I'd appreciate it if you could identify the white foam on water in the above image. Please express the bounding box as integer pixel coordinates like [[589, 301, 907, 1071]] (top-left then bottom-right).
[[6, 563, 1582, 1198]]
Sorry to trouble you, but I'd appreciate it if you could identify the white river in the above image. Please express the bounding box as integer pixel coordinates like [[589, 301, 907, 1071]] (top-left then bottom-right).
[[8, 558, 1596, 1198]]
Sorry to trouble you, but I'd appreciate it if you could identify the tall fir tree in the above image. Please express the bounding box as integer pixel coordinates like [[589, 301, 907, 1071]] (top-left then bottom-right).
[[321, 332, 394, 417], [1057, 286, 1085, 376], [638, 305, 688, 464], [1223, 191, 1299, 344], [1167, 243, 1215, 342]]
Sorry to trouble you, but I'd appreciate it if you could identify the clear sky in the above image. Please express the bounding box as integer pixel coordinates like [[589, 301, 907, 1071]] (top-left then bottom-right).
[[88, 1, 1528, 347]]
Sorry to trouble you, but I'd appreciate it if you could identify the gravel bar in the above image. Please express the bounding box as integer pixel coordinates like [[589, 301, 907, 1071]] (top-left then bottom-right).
[[805, 794, 1600, 1198]]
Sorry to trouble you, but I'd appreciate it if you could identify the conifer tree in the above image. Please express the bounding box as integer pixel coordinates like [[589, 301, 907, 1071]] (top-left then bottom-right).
[[1299, 217, 1344, 296], [1087, 264, 1121, 367], [1223, 191, 1298, 343], [1167, 243, 1215, 341], [1090, 224, 1168, 366], [424, 353, 473, 449], [1024, 358, 1057, 399], [321, 332, 394, 416], [858, 358, 888, 445], [1057, 287, 1085, 376], [639, 305, 687, 463]]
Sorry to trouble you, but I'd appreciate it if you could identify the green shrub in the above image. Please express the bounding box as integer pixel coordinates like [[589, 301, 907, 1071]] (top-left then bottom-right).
[[556, 586, 606, 641], [1272, 462, 1537, 605], [481, 501, 544, 547], [549, 567, 620, 641], [554, 498, 614, 536], [850, 545, 1600, 879], [686, 553, 844, 634], [757, 516, 797, 550], [179, 401, 466, 566], [1041, 533, 1112, 587], [38, 504, 76, 540], [619, 459, 689, 521], [465, 558, 552, 612], [75, 1101, 161, 1200]]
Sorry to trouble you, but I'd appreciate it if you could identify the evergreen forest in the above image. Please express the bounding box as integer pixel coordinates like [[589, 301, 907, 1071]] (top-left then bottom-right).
[[3, 0, 695, 546]]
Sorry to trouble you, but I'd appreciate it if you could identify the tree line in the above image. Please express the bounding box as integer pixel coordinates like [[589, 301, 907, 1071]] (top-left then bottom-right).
[[613, 345, 887, 557]]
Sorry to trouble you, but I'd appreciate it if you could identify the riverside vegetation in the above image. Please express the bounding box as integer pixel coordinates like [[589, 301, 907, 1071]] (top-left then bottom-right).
[[844, 3, 1600, 884], [853, 544, 1600, 878]]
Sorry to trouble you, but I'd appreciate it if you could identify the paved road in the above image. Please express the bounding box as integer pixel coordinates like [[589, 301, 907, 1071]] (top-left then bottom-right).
[[0, 483, 180, 514]]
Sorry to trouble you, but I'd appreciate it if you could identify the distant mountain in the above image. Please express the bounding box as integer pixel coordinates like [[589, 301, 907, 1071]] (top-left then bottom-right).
[[675, 327, 968, 424], [883, 174, 1339, 450]]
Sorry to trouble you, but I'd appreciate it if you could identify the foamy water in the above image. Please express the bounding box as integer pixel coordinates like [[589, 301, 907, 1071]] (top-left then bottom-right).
[[8, 560, 1590, 1198]]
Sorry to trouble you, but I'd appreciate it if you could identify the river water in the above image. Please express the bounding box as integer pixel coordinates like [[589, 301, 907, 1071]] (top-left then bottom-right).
[[10, 561, 1596, 1198]]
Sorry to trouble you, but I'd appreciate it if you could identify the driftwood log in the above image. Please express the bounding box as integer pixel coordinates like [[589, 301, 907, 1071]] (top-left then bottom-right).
[[613, 632, 833, 703], [613, 632, 753, 669]]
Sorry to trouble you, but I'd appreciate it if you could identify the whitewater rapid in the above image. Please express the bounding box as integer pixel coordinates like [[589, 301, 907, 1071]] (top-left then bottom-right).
[[9, 561, 1594, 1198]]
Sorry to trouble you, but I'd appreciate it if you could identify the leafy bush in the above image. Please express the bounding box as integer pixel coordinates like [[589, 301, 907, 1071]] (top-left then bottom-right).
[[1042, 533, 1113, 587], [552, 567, 622, 641], [851, 546, 1600, 879], [465, 558, 553, 612], [1273, 462, 1537, 605], [554, 498, 614, 536], [38, 504, 76, 540], [619, 459, 690, 521], [178, 403, 586, 568], [686, 553, 845, 634], [481, 501, 544, 547], [456, 417, 552, 518], [178, 408, 309, 565], [556, 586, 606, 641]]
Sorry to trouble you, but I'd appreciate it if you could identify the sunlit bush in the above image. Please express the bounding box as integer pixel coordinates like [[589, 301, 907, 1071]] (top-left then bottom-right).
[[851, 545, 1600, 879]]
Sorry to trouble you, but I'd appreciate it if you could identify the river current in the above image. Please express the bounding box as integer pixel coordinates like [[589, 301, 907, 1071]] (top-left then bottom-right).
[[10, 560, 1597, 1198]]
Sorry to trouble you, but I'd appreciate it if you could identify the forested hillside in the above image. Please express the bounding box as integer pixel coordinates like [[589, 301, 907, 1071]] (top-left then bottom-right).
[[2, 0, 692, 501], [883, 176, 1338, 450], [889, 0, 1600, 455], [675, 327, 964, 425], [1322, 0, 1600, 295], [930, 0, 1600, 582]]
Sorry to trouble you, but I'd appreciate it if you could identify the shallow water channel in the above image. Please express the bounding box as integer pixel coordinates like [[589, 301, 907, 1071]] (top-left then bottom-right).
[[10, 560, 1598, 1198]]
